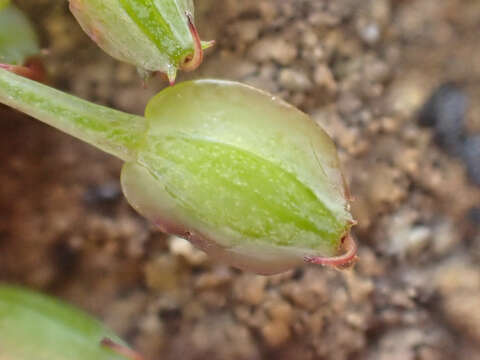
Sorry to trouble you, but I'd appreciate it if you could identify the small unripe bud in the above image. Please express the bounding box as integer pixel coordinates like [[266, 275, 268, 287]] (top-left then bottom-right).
[[69, 0, 212, 83], [121, 80, 356, 274]]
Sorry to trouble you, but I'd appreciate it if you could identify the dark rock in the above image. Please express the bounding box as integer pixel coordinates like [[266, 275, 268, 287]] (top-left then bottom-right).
[[462, 136, 480, 186], [418, 83, 468, 154], [83, 181, 122, 213], [469, 207, 480, 227]]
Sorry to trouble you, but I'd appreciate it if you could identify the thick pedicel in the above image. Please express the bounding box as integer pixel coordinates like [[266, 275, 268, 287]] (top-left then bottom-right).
[[69, 0, 213, 83]]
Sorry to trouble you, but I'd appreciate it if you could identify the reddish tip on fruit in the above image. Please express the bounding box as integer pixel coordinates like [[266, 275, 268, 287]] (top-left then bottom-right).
[[101, 338, 146, 360], [180, 11, 204, 72], [304, 234, 358, 269]]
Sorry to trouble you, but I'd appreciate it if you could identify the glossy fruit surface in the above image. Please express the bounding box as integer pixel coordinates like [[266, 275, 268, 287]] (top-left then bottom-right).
[[121, 80, 354, 274]]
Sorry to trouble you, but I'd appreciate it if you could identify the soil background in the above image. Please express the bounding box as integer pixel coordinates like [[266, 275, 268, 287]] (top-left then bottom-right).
[[1, 0, 480, 359]]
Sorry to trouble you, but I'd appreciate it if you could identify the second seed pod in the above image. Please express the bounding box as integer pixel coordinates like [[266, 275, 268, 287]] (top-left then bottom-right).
[[69, 0, 212, 83]]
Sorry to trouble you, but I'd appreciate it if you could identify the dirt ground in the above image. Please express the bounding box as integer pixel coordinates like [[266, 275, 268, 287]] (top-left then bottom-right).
[[1, 0, 480, 359]]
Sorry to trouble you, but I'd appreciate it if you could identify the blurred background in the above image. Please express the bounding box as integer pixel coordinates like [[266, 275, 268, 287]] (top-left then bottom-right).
[[1, 0, 479, 359]]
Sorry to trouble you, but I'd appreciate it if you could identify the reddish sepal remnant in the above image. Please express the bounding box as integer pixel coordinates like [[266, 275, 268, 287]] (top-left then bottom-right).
[[101, 338, 146, 360], [304, 234, 358, 269], [0, 57, 46, 83], [23, 57, 46, 82]]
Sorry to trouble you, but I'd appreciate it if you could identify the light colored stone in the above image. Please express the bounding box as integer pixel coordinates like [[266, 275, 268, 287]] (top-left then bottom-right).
[[279, 68, 312, 91], [261, 320, 291, 347], [314, 64, 338, 94], [249, 37, 298, 65], [168, 236, 208, 266]]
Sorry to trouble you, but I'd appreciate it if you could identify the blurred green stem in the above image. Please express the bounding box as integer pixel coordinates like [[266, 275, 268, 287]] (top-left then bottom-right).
[[0, 0, 9, 11]]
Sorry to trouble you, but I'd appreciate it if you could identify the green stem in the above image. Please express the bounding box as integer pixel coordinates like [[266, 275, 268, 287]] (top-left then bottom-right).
[[0, 68, 147, 161]]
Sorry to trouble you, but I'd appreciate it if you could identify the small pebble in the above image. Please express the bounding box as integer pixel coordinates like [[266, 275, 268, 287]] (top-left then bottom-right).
[[168, 236, 208, 266], [278, 68, 312, 92], [314, 64, 338, 94], [144, 256, 182, 292], [233, 275, 267, 306], [248, 37, 298, 65], [83, 181, 122, 214], [358, 21, 381, 45], [261, 320, 291, 347], [84, 182, 121, 204]]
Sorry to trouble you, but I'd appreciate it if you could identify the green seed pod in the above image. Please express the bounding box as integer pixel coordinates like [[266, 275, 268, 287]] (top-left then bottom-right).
[[123, 81, 356, 274], [69, 0, 213, 83], [0, 284, 143, 360], [0, 69, 356, 275]]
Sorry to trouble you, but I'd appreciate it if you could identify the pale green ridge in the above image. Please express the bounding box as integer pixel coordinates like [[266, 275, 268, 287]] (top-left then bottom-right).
[[0, 4, 39, 65], [0, 285, 127, 360], [152, 0, 193, 47], [118, 0, 192, 65], [137, 135, 346, 251], [0, 68, 147, 161], [145, 80, 353, 232]]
